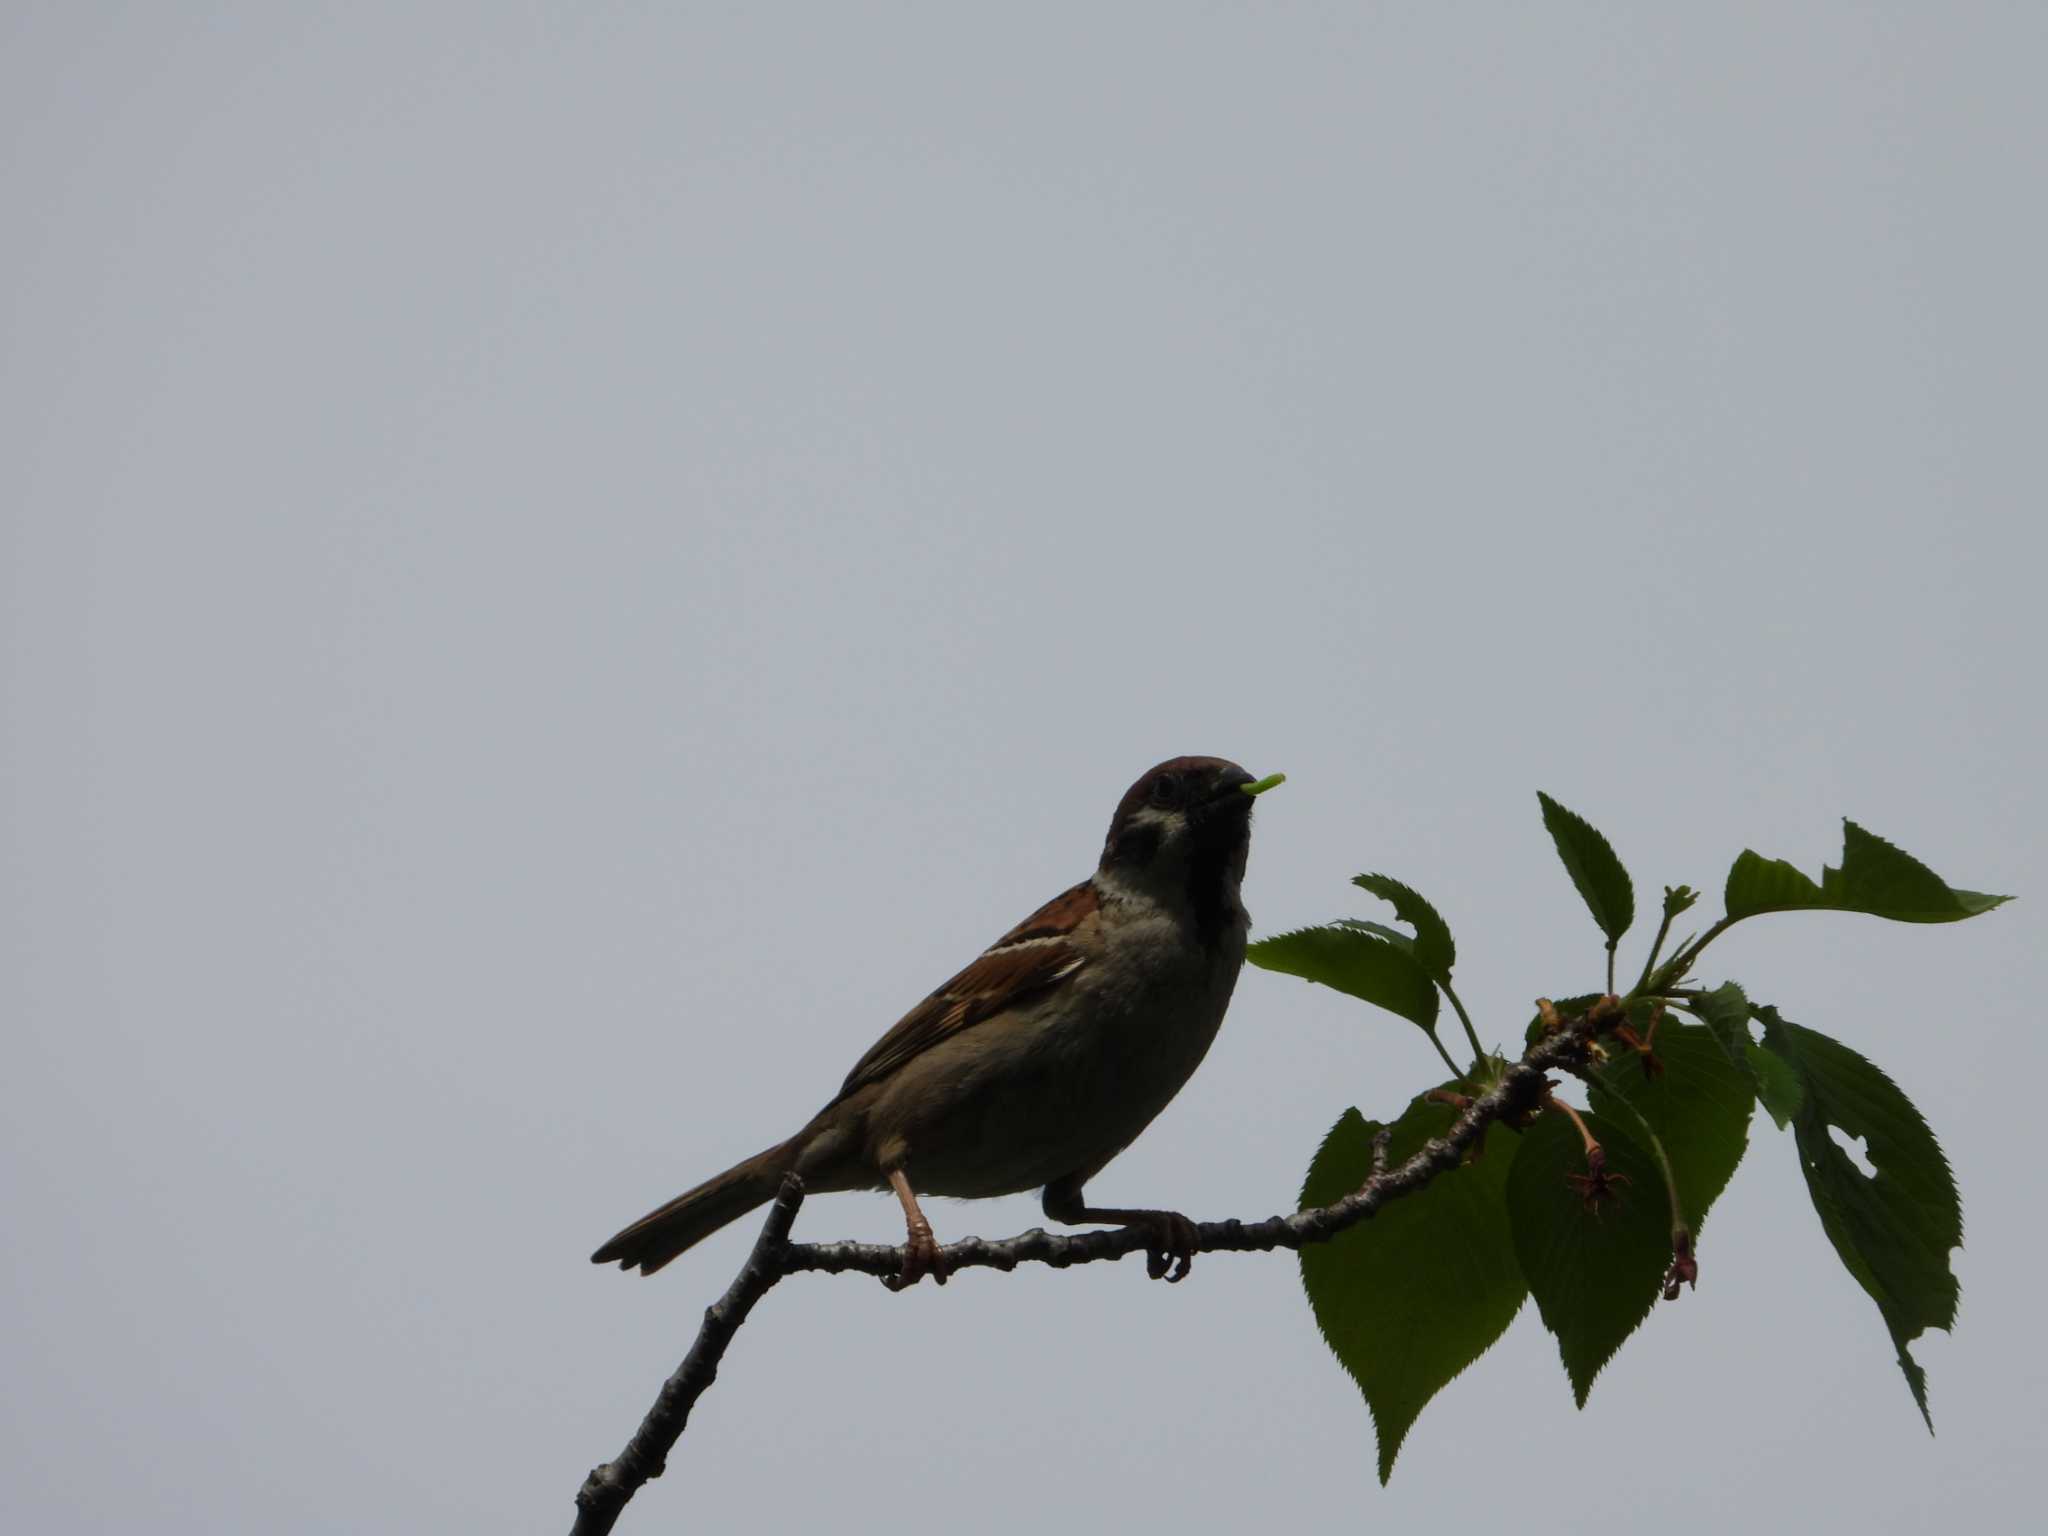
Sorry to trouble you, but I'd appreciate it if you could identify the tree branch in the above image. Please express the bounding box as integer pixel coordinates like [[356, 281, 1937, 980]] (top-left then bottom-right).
[[569, 1006, 1612, 1534], [570, 1177, 804, 1536]]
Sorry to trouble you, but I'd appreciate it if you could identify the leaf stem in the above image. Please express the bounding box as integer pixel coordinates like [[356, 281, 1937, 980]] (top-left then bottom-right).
[[1605, 940, 1617, 997], [1631, 903, 1680, 995], [1441, 980, 1486, 1072], [1655, 916, 1740, 991], [1423, 1027, 1465, 1084], [1544, 1091, 1601, 1159], [1593, 1076, 1704, 1300], [1594, 1086, 1688, 1235]]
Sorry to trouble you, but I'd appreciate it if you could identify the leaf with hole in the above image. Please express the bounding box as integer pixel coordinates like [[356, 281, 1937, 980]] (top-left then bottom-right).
[[1758, 1011, 1961, 1429], [1724, 822, 2009, 925], [1299, 1098, 1523, 1483]]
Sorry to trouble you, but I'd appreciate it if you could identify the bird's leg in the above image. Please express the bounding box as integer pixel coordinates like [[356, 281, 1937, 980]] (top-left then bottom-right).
[[1043, 1176, 1201, 1282], [884, 1168, 948, 1290]]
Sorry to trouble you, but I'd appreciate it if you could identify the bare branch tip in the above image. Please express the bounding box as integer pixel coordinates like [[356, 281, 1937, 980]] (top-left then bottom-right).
[[1369, 1127, 1394, 1178]]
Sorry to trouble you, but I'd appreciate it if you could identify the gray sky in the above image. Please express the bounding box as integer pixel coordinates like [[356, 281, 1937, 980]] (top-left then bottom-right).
[[4, 4, 2042, 1532]]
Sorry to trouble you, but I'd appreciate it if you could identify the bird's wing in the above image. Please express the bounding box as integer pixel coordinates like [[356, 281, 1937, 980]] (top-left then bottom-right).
[[836, 880, 1098, 1098]]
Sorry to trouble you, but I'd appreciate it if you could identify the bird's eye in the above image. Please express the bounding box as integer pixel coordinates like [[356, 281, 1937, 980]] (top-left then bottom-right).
[[1148, 773, 1182, 808]]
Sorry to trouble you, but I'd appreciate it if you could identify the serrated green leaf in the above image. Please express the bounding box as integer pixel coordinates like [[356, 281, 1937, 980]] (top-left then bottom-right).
[[1507, 1109, 1669, 1406], [1334, 918, 1415, 950], [1725, 822, 2010, 924], [1688, 982, 1756, 1077], [1758, 1011, 1960, 1430], [1588, 1021, 1753, 1232], [1248, 926, 1439, 1030], [1720, 851, 1824, 917], [1745, 1042, 1804, 1131], [1300, 1099, 1523, 1483], [1351, 874, 1456, 984], [1537, 793, 1635, 945], [1683, 981, 1803, 1129]]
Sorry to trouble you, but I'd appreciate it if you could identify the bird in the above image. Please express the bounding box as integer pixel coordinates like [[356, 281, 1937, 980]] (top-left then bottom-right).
[[591, 755, 1282, 1287]]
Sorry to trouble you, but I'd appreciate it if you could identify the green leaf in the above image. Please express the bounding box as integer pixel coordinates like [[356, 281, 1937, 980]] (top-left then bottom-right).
[[1333, 918, 1417, 951], [1300, 1099, 1523, 1483], [1248, 926, 1439, 1031], [1351, 874, 1456, 984], [1721, 852, 1821, 918], [1684, 981, 1803, 1130], [1587, 1020, 1753, 1231], [1758, 1012, 1961, 1429], [1746, 1042, 1804, 1131], [1507, 1108, 1669, 1406], [1688, 982, 1757, 1076], [1537, 793, 1635, 945], [1724, 822, 2010, 924]]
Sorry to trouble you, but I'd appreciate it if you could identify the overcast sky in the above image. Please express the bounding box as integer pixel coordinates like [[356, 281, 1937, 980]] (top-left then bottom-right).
[[4, 5, 2042, 1533]]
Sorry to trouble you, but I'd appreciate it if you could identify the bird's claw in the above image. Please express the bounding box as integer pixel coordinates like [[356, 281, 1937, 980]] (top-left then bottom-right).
[[1138, 1211, 1200, 1283], [883, 1226, 949, 1292]]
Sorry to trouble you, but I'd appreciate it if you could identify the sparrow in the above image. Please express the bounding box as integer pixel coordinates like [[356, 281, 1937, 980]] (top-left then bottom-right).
[[591, 755, 1281, 1287]]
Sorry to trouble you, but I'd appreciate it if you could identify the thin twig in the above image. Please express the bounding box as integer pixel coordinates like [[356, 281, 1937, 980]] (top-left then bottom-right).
[[1369, 1126, 1394, 1179], [570, 1179, 805, 1536], [568, 1009, 1614, 1533]]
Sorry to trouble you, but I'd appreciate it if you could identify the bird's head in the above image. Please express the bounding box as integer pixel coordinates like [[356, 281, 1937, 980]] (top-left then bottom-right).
[[1098, 757, 1283, 930]]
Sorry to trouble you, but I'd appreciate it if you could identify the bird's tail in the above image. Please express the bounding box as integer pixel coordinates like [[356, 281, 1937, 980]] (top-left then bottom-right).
[[590, 1140, 796, 1276]]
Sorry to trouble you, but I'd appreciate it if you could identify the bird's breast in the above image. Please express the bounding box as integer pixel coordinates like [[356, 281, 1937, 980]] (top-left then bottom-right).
[[873, 903, 1247, 1199]]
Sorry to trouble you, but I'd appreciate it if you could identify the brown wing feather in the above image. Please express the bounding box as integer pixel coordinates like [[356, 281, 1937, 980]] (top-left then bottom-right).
[[837, 881, 1097, 1098], [991, 881, 1100, 945]]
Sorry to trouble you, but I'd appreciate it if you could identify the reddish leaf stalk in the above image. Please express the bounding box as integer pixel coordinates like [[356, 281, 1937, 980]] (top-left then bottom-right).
[[1664, 1228, 1699, 1300], [1546, 1090, 1631, 1212]]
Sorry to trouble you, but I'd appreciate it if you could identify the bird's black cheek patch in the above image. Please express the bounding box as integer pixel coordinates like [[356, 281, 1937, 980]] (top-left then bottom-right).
[[1109, 822, 1163, 869]]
